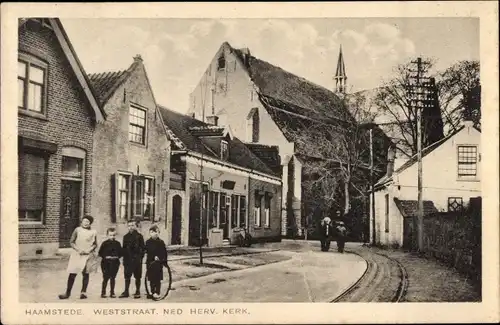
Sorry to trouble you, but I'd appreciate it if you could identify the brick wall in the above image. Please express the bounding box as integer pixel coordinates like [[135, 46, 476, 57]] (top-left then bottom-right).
[[91, 59, 170, 244], [18, 20, 95, 246], [248, 178, 282, 242]]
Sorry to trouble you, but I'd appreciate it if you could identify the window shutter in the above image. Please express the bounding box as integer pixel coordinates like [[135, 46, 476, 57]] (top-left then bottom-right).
[[111, 173, 118, 223], [131, 175, 137, 221], [152, 178, 156, 220]]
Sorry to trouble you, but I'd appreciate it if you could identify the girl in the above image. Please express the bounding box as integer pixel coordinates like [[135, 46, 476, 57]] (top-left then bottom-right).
[[145, 225, 168, 300], [58, 215, 98, 299]]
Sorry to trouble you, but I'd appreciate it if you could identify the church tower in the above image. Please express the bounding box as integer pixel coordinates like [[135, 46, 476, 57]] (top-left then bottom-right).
[[334, 45, 347, 94]]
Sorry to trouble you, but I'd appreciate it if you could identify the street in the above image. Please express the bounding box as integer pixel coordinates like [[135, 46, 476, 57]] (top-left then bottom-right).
[[19, 243, 366, 303]]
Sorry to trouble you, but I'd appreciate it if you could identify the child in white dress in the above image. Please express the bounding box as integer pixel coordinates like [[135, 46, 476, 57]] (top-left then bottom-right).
[[58, 215, 98, 299]]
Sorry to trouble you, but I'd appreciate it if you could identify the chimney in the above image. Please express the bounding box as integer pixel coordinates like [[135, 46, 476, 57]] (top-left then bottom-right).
[[386, 145, 396, 177], [206, 115, 219, 126], [462, 119, 474, 128], [133, 54, 143, 63], [240, 47, 251, 66]]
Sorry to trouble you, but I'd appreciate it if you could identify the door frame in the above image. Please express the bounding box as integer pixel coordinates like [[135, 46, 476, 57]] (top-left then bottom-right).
[[171, 194, 183, 245], [61, 147, 86, 219]]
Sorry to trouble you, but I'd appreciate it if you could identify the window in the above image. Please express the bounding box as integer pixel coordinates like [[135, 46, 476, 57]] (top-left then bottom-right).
[[217, 54, 226, 71], [448, 197, 464, 212], [61, 156, 83, 179], [18, 152, 47, 222], [264, 193, 271, 228], [231, 194, 239, 228], [143, 177, 155, 220], [254, 193, 262, 227], [129, 105, 147, 144], [219, 192, 227, 229], [117, 174, 131, 220], [221, 140, 229, 160], [18, 56, 47, 114], [239, 196, 247, 227], [458, 145, 478, 178], [252, 110, 260, 143], [384, 194, 389, 233], [209, 191, 219, 227], [134, 178, 144, 216]]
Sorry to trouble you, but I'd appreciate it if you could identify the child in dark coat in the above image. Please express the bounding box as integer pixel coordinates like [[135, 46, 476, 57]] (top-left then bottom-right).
[[120, 219, 145, 299], [145, 225, 168, 299], [98, 227, 122, 298]]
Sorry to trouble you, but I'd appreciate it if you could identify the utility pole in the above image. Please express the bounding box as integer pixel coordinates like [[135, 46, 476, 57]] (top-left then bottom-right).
[[369, 127, 375, 245], [408, 57, 432, 252]]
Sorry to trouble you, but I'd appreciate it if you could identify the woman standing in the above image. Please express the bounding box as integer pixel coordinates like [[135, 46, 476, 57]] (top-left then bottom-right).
[[58, 215, 98, 299]]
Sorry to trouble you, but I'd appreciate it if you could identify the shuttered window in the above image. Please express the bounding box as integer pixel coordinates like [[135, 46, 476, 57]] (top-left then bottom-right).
[[18, 152, 47, 222]]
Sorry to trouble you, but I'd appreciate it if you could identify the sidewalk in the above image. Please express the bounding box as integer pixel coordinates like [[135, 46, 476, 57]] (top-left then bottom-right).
[[363, 246, 481, 302]]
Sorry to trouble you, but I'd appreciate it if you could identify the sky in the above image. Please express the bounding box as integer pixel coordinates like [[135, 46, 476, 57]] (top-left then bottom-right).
[[62, 18, 479, 113]]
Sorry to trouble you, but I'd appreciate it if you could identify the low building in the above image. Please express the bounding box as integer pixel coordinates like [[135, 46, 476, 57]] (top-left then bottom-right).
[[17, 18, 105, 257], [372, 120, 481, 247], [158, 106, 282, 246], [87, 56, 171, 243]]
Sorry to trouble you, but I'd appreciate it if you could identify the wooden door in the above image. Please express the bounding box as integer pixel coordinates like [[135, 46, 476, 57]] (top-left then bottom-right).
[[59, 180, 81, 248]]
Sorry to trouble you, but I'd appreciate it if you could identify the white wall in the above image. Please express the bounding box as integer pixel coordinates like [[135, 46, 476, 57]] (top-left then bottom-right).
[[394, 124, 481, 211], [372, 123, 481, 247]]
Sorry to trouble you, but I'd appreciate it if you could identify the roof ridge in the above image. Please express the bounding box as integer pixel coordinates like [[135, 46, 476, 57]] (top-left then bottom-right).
[[242, 50, 340, 99]]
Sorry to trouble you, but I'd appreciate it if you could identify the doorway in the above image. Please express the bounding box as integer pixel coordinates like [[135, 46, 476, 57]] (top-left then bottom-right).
[[171, 195, 182, 245], [59, 180, 82, 248]]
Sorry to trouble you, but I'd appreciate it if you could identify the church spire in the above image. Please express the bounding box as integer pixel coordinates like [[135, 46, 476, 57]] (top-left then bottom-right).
[[334, 45, 347, 94]]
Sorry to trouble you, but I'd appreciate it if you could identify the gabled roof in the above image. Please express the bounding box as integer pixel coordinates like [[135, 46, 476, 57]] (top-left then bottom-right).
[[19, 18, 105, 123], [87, 70, 129, 104], [231, 44, 351, 123], [158, 106, 278, 177], [394, 198, 439, 217], [245, 143, 282, 175], [374, 123, 481, 187]]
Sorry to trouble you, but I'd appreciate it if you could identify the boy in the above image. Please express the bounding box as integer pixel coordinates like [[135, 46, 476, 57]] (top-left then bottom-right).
[[120, 218, 145, 299], [98, 227, 122, 298], [145, 225, 168, 300]]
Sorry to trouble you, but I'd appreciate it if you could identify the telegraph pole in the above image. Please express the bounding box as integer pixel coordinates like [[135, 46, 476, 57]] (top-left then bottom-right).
[[369, 127, 375, 245], [408, 57, 432, 252]]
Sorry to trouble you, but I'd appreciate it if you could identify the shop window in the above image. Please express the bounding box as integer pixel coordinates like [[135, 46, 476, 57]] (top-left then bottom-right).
[[254, 192, 262, 227], [264, 193, 271, 228]]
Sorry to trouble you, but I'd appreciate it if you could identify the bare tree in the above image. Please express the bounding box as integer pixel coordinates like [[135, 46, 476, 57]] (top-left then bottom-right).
[[437, 60, 480, 131], [286, 93, 388, 219], [371, 58, 445, 158]]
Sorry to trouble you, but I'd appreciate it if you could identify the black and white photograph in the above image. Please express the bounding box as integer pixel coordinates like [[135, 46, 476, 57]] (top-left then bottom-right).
[[1, 2, 499, 324]]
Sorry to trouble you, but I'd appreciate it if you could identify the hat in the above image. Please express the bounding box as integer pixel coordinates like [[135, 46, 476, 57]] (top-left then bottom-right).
[[82, 215, 94, 225]]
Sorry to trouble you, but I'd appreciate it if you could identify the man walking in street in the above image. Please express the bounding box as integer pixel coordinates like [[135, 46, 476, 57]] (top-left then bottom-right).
[[120, 218, 145, 299], [319, 215, 333, 252], [335, 221, 348, 253]]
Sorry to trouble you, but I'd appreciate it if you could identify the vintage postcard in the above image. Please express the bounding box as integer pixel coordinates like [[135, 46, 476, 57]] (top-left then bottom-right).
[[1, 1, 499, 324]]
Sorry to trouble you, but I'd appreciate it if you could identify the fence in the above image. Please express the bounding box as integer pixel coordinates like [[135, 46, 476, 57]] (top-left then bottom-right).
[[404, 197, 482, 284]]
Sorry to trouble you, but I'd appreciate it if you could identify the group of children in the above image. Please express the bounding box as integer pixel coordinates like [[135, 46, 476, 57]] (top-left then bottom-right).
[[58, 217, 168, 300]]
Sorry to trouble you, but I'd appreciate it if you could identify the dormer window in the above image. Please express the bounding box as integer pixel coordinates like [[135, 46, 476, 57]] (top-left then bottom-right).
[[217, 54, 226, 71], [221, 140, 229, 160]]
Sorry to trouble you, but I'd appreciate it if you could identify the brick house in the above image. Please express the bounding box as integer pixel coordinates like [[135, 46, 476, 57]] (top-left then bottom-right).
[[17, 18, 105, 257], [187, 42, 361, 237], [158, 106, 282, 246], [87, 56, 171, 243]]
